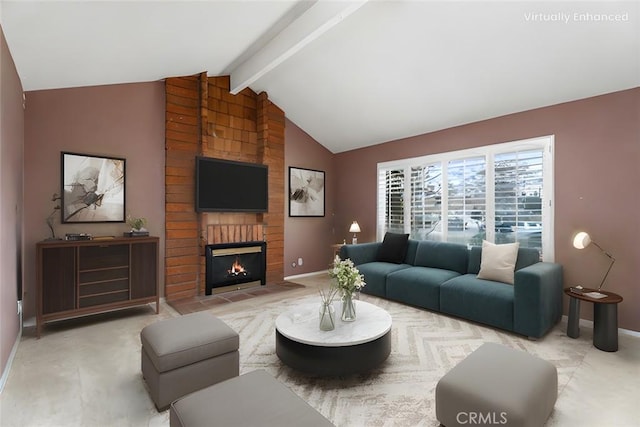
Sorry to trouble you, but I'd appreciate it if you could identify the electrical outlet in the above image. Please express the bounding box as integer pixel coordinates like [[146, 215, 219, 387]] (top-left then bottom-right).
[[298, 257, 303, 266]]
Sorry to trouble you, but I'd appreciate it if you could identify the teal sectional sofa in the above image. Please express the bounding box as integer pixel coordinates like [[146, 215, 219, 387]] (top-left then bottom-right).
[[340, 239, 563, 338]]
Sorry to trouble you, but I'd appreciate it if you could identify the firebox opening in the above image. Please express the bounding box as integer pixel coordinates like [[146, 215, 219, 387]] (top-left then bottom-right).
[[228, 257, 249, 277], [205, 241, 267, 295]]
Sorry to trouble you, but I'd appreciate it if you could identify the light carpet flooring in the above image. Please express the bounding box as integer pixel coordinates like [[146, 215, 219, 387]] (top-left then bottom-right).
[[1, 274, 639, 426]]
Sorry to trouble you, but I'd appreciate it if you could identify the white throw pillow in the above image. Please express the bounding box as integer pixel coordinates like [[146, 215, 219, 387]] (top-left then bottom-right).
[[477, 240, 520, 285]]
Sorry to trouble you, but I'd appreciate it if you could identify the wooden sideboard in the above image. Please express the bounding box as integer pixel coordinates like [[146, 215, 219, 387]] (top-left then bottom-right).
[[36, 236, 159, 337]]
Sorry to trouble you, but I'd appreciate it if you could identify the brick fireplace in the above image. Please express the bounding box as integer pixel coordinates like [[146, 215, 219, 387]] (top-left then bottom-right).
[[164, 74, 285, 301]]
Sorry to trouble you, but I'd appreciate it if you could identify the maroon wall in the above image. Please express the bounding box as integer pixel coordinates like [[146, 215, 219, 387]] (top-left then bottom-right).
[[0, 25, 25, 383], [284, 118, 337, 277], [16, 77, 640, 335], [335, 88, 640, 332], [23, 82, 166, 320]]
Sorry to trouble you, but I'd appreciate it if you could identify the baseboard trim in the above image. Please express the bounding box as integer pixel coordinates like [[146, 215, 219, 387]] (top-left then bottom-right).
[[620, 327, 640, 337], [284, 270, 327, 281], [560, 315, 640, 337], [0, 323, 22, 395]]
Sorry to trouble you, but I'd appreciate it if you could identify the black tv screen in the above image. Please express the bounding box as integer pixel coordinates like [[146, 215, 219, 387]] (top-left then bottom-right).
[[196, 157, 268, 213]]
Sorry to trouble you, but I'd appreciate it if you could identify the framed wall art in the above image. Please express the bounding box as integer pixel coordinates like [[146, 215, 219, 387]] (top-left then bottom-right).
[[289, 166, 325, 217], [61, 152, 126, 223]]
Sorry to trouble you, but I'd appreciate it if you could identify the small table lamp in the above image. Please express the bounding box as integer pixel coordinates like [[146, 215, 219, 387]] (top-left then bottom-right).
[[349, 221, 361, 244], [572, 231, 616, 293]]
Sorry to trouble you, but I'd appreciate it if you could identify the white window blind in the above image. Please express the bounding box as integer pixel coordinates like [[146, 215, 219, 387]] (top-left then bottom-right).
[[494, 149, 544, 250], [446, 156, 486, 246], [410, 164, 442, 240], [377, 136, 554, 260], [378, 169, 405, 235]]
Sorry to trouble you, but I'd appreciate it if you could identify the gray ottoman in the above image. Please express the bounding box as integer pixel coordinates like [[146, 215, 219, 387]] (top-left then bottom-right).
[[436, 342, 557, 427], [170, 370, 334, 427], [141, 311, 239, 410]]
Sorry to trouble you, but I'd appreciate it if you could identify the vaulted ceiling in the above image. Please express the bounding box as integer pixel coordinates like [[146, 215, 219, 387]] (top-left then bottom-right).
[[1, 1, 638, 153]]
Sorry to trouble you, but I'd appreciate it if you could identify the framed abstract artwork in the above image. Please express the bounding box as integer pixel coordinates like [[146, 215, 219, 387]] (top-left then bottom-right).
[[61, 152, 126, 223], [289, 166, 325, 217]]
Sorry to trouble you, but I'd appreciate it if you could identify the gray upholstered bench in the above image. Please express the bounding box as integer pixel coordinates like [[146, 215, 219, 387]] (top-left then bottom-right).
[[436, 342, 557, 427], [170, 369, 333, 426], [141, 311, 239, 410]]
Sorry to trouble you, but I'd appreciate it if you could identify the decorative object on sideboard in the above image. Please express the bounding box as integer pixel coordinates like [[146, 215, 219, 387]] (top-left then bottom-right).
[[572, 231, 616, 297], [45, 192, 62, 240], [124, 214, 149, 237], [289, 166, 325, 217], [349, 221, 361, 244], [61, 151, 126, 223], [65, 233, 92, 241], [127, 214, 147, 231]]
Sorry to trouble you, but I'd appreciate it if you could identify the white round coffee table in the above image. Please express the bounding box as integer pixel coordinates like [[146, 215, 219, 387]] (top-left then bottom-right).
[[275, 300, 392, 375]]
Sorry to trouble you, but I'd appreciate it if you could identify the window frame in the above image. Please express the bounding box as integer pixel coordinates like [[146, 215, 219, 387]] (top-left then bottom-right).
[[377, 135, 555, 261]]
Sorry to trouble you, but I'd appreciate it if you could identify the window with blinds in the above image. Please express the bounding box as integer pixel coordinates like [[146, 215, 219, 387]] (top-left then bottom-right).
[[377, 136, 554, 260], [494, 149, 544, 250], [378, 169, 405, 234], [447, 157, 486, 246], [410, 164, 442, 240]]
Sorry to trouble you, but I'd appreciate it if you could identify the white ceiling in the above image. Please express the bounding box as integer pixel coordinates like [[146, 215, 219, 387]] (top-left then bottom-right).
[[2, 1, 638, 153]]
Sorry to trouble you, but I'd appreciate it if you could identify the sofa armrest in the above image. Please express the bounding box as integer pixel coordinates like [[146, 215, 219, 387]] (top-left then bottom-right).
[[513, 262, 563, 338], [339, 243, 381, 266]]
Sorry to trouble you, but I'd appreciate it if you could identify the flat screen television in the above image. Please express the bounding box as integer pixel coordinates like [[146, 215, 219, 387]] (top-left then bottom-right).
[[196, 156, 268, 213]]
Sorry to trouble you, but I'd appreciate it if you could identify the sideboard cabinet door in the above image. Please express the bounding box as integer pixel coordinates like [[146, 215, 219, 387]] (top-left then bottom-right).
[[41, 246, 76, 314], [130, 242, 158, 299]]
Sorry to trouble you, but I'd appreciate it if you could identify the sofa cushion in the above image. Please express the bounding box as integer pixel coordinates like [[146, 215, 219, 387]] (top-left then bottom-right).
[[414, 240, 468, 274], [357, 262, 411, 298], [440, 274, 514, 331], [377, 232, 410, 264], [468, 246, 541, 274], [477, 240, 519, 285], [340, 242, 380, 265], [514, 247, 542, 270], [386, 267, 460, 311], [404, 239, 419, 264]]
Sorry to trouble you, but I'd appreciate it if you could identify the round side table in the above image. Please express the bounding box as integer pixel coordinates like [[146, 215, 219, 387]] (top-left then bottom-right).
[[564, 287, 623, 352]]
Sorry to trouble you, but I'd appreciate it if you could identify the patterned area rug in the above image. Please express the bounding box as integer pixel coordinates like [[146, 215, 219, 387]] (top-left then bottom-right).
[[212, 292, 591, 426]]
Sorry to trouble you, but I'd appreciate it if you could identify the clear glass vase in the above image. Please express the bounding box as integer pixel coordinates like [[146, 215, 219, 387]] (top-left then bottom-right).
[[341, 293, 356, 322], [319, 302, 335, 331]]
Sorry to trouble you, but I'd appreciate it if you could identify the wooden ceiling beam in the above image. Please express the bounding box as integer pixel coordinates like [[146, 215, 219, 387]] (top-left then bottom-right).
[[229, 0, 368, 95]]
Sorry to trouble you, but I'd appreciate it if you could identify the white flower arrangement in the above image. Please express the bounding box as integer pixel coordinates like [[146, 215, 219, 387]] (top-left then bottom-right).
[[328, 255, 366, 297]]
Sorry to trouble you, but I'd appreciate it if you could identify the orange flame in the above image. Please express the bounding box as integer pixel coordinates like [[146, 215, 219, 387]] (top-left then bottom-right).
[[228, 258, 246, 274]]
